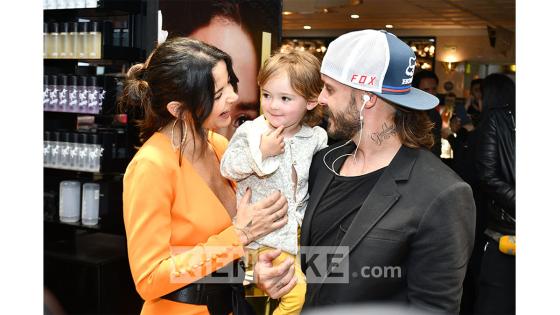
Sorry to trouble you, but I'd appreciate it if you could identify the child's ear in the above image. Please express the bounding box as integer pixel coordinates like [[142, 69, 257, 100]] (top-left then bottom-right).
[[306, 100, 319, 110]]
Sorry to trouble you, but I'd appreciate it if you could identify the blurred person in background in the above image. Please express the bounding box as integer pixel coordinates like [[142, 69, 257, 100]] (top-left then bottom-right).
[[474, 73, 516, 315], [412, 70, 443, 158]]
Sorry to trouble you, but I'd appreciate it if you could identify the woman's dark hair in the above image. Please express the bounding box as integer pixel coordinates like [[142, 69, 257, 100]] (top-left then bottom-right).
[[119, 37, 239, 163], [481, 73, 515, 113]]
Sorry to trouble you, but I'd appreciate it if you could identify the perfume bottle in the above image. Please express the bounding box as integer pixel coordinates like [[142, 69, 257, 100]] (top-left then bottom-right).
[[87, 76, 100, 113], [81, 182, 100, 225], [48, 75, 59, 109], [59, 180, 81, 223], [77, 76, 88, 112], [88, 21, 102, 59], [60, 132, 72, 168], [43, 23, 48, 58], [69, 132, 79, 169], [58, 75, 68, 111], [67, 75, 78, 112], [59, 22, 70, 59], [44, 131, 52, 167], [78, 21, 88, 59], [87, 134, 102, 172], [69, 22, 78, 59], [77, 133, 89, 170], [43, 75, 50, 109], [50, 131, 61, 167], [48, 22, 60, 58]]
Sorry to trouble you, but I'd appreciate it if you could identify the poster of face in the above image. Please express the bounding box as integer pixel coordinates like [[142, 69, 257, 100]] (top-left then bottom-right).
[[159, 0, 282, 139]]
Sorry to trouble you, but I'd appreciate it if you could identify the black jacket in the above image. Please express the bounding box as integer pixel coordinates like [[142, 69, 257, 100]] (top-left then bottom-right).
[[475, 105, 516, 235], [301, 144, 476, 314]]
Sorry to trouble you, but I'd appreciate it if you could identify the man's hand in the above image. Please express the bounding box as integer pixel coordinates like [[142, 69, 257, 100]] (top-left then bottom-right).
[[254, 249, 297, 299], [260, 125, 285, 159]]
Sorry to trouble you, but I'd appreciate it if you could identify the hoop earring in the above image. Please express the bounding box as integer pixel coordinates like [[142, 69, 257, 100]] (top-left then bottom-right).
[[171, 119, 187, 151]]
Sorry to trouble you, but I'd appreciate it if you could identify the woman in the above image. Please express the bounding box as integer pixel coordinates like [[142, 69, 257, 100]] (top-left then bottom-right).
[[120, 37, 288, 315]]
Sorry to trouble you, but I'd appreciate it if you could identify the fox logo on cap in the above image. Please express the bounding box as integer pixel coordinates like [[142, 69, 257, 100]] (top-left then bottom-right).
[[402, 57, 416, 85]]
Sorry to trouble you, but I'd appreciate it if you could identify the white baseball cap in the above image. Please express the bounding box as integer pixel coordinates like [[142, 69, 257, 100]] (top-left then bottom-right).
[[321, 29, 439, 110]]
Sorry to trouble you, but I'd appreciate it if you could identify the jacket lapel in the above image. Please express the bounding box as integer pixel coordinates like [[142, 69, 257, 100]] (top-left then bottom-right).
[[309, 146, 419, 297]]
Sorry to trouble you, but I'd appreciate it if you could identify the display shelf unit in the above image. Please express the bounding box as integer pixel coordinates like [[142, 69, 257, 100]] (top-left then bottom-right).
[[43, 1, 156, 313]]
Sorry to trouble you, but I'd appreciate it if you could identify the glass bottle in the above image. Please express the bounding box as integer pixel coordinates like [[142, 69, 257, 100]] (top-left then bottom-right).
[[69, 132, 79, 169], [87, 134, 101, 172], [48, 75, 59, 109], [59, 180, 81, 223], [43, 23, 48, 58], [44, 131, 52, 167], [77, 76, 88, 113], [51, 131, 61, 168], [43, 75, 50, 109], [69, 22, 78, 59], [59, 22, 69, 59], [57, 75, 68, 112], [78, 22, 88, 59], [87, 76, 99, 114], [121, 28, 129, 47], [77, 133, 88, 171], [67, 75, 78, 112], [88, 21, 102, 59], [60, 132, 72, 169], [48, 22, 60, 58]]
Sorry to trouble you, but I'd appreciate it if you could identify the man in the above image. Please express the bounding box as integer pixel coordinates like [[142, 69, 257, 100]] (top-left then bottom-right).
[[160, 0, 260, 139], [412, 70, 443, 158], [254, 30, 476, 313]]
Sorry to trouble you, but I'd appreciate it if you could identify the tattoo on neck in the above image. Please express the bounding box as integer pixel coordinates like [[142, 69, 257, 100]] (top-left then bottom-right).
[[369, 122, 396, 145]]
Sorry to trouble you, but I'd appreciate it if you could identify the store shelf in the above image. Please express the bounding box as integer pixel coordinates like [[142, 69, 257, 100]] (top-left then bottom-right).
[[44, 1, 143, 17], [45, 216, 103, 232], [44, 46, 143, 63]]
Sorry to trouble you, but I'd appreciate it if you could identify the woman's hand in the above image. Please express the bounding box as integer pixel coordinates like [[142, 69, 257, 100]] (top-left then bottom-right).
[[254, 249, 297, 299], [234, 189, 288, 244]]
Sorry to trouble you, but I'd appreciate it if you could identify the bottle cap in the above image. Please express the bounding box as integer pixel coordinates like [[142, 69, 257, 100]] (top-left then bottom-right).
[[49, 22, 59, 33], [52, 131, 61, 142], [89, 134, 99, 145], [79, 21, 88, 33], [71, 132, 79, 143], [79, 76, 88, 87], [89, 21, 99, 33], [89, 76, 97, 86], [79, 133, 88, 144], [58, 75, 68, 86], [62, 132, 71, 143], [50, 75, 58, 85], [69, 75, 78, 86], [69, 22, 78, 33], [60, 22, 69, 33]]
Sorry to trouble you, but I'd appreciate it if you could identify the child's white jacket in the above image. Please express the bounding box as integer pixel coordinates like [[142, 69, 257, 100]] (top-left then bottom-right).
[[220, 115, 328, 254]]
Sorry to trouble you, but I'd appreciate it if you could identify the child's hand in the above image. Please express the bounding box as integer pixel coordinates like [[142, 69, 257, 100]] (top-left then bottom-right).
[[260, 125, 285, 159]]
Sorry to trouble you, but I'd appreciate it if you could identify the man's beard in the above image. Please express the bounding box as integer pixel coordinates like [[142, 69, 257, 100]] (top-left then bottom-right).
[[325, 94, 361, 140]]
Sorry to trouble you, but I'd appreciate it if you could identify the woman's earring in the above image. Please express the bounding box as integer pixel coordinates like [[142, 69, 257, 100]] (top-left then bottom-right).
[[171, 119, 187, 150]]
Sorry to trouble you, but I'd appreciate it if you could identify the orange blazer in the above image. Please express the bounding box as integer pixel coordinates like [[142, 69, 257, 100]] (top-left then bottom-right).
[[123, 131, 244, 315]]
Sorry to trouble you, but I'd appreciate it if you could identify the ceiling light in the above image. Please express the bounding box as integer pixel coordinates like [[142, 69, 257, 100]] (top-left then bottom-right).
[[304, 25, 312, 30], [351, 14, 360, 19], [385, 24, 393, 29], [282, 11, 293, 15]]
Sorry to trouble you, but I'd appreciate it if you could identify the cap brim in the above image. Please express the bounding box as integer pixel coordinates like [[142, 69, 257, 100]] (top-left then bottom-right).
[[373, 87, 439, 110]]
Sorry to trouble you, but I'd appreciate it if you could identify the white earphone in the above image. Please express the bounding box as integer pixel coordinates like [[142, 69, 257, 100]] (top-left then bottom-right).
[[359, 94, 370, 121]]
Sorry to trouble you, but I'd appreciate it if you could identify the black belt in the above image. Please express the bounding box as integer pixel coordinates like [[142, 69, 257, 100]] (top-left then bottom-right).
[[162, 260, 256, 315]]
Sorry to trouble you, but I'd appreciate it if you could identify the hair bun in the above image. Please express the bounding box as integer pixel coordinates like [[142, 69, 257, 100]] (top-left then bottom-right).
[[127, 63, 146, 80]]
